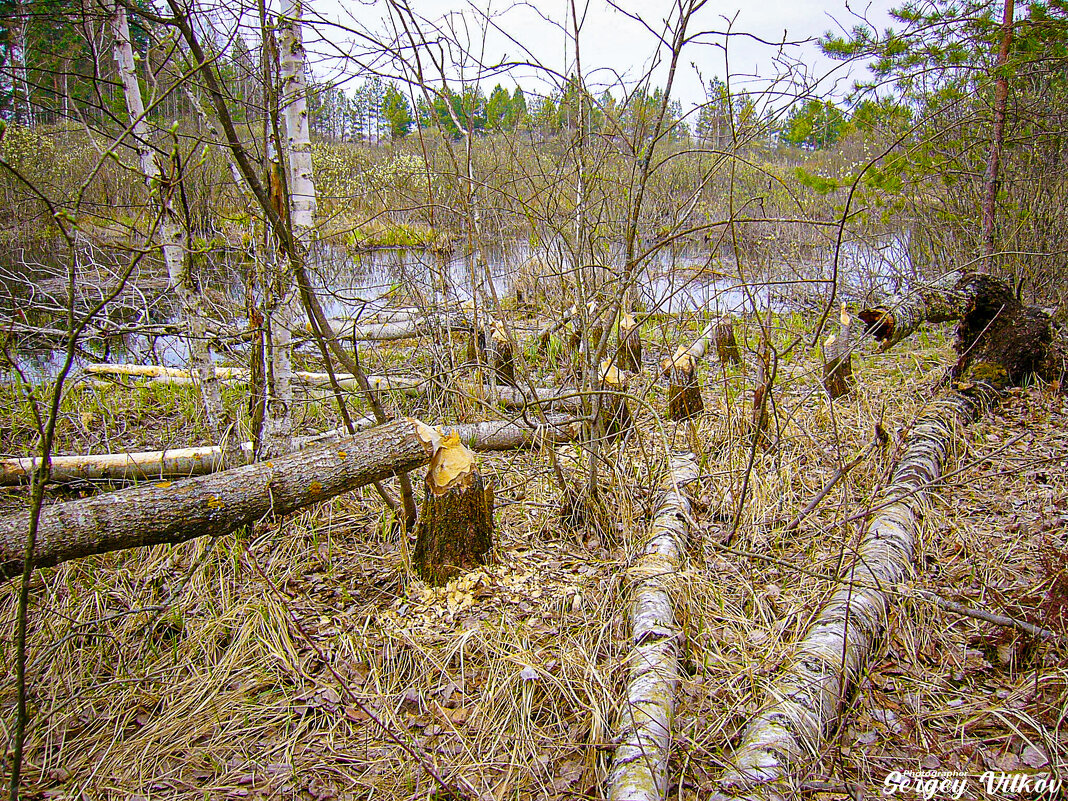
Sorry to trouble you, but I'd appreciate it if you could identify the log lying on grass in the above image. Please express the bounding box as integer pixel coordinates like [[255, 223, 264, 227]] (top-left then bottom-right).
[[413, 433, 494, 586], [81, 363, 422, 394], [0, 416, 582, 486], [608, 452, 700, 801], [0, 418, 440, 577], [860, 271, 1065, 386], [713, 393, 980, 799]]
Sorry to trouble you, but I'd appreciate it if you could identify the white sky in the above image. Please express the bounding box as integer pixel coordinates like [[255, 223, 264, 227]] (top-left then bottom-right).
[[307, 0, 899, 111]]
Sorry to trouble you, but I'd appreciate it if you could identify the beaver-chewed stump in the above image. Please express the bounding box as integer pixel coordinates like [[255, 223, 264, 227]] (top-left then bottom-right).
[[490, 322, 516, 385], [822, 304, 855, 400], [664, 350, 704, 421], [616, 312, 642, 373], [413, 433, 494, 586], [599, 361, 633, 441], [713, 316, 742, 366]]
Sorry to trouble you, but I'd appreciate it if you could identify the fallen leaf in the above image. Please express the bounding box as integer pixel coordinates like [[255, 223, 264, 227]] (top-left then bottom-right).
[[1021, 746, 1049, 768]]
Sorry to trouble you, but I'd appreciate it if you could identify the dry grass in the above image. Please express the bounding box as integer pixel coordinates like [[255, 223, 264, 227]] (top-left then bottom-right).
[[1, 313, 1065, 801]]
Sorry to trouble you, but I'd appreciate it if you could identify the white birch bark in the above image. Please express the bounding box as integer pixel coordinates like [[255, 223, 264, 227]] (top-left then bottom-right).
[[858, 271, 966, 351], [608, 452, 700, 801], [713, 393, 978, 799], [262, 0, 317, 457], [81, 363, 422, 394], [278, 0, 317, 233], [108, 0, 227, 444]]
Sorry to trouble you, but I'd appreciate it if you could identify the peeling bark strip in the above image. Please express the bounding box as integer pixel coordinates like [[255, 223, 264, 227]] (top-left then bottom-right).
[[714, 394, 978, 798], [608, 452, 700, 801], [0, 419, 438, 577]]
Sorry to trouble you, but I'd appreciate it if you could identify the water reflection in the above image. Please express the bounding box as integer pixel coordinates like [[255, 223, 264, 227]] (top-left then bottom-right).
[[4, 235, 913, 383]]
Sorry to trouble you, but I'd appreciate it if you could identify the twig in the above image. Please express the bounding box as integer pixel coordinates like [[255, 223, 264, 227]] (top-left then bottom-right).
[[916, 590, 1061, 642], [783, 424, 888, 532]]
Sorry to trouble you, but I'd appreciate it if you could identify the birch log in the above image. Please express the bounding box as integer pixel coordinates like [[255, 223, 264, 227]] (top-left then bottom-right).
[[608, 452, 700, 801], [857, 271, 966, 350], [714, 393, 978, 799], [0, 417, 581, 486], [81, 363, 422, 394], [0, 419, 440, 577]]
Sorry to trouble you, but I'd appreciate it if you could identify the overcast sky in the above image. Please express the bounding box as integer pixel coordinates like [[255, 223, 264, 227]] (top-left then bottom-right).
[[308, 0, 899, 111]]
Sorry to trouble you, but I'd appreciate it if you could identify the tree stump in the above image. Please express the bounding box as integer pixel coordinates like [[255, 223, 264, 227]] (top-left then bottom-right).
[[752, 339, 773, 449], [713, 317, 742, 366], [413, 433, 494, 586], [616, 311, 642, 372], [490, 321, 515, 385], [822, 304, 854, 400], [663, 349, 704, 421], [599, 361, 633, 441], [466, 328, 486, 365]]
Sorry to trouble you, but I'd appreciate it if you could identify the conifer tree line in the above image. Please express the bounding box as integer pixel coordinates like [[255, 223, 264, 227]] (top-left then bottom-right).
[[0, 0, 1067, 297]]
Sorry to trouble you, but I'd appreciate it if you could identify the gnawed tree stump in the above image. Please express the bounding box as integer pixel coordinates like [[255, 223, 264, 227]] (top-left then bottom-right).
[[712, 316, 742, 366], [413, 433, 494, 586], [607, 452, 699, 801], [616, 311, 642, 372], [822, 303, 855, 400], [599, 361, 633, 442], [490, 321, 516, 385], [662, 348, 703, 421], [751, 339, 773, 449]]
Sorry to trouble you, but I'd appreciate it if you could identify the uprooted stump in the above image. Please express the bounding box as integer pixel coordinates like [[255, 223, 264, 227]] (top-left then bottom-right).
[[859, 271, 1065, 388], [952, 274, 1056, 388], [413, 433, 494, 586]]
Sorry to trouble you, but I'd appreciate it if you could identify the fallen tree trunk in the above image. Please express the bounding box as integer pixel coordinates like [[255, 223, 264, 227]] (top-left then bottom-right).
[[0, 419, 439, 577], [81, 363, 422, 394], [714, 393, 979, 799], [857, 270, 968, 351], [859, 271, 1065, 387], [608, 452, 699, 801], [483, 384, 585, 412], [0, 417, 581, 486]]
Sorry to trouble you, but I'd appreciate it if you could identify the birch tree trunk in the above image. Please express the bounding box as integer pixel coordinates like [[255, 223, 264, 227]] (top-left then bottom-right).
[[608, 452, 699, 801], [109, 0, 228, 445], [714, 394, 979, 799]]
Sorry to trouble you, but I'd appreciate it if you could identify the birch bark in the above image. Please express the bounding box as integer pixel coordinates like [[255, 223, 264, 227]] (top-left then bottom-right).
[[108, 0, 228, 446]]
